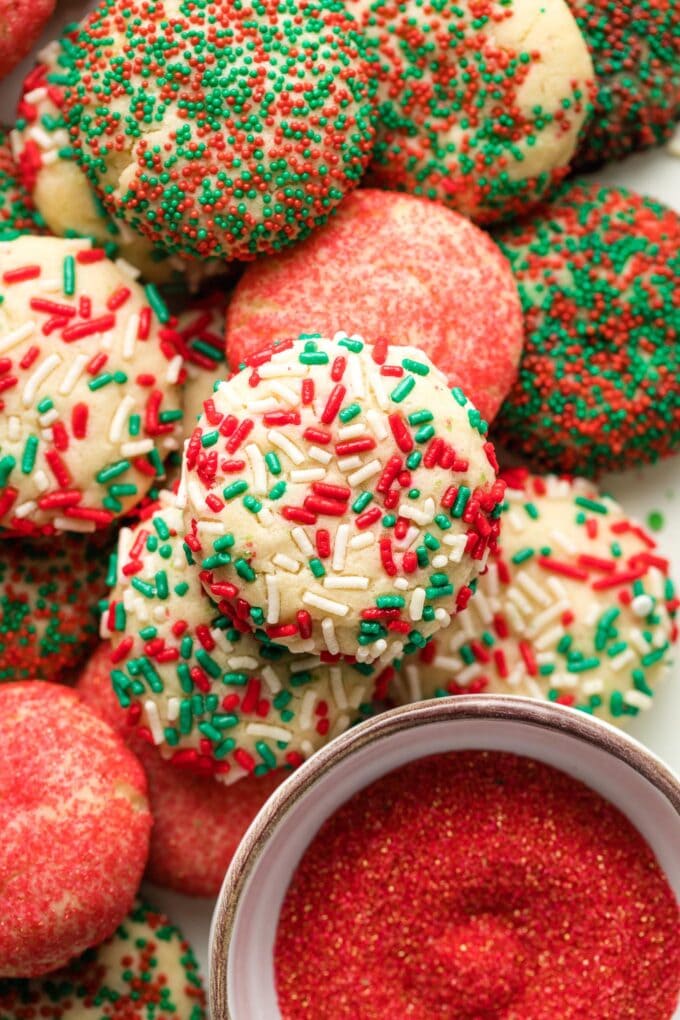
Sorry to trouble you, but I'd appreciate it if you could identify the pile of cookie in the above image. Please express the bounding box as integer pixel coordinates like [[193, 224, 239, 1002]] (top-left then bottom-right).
[[0, 0, 678, 1011]]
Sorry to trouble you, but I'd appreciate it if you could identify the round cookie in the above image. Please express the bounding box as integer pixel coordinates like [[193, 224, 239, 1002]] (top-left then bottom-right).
[[0, 532, 112, 683], [0, 899, 206, 1018], [0, 0, 55, 79], [181, 336, 504, 662], [226, 190, 523, 422], [568, 0, 680, 167], [393, 472, 677, 724], [0, 682, 151, 978], [103, 497, 385, 781], [14, 35, 220, 287], [78, 644, 286, 896], [60, 0, 376, 262], [493, 181, 680, 476], [0, 235, 185, 534], [0, 128, 43, 240], [350, 0, 594, 223]]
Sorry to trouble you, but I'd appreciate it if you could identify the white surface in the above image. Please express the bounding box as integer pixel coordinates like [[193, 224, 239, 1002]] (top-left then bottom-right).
[[1, 3, 679, 991], [219, 709, 680, 1018]]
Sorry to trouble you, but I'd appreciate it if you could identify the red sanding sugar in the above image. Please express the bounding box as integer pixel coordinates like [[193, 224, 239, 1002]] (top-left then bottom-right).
[[275, 751, 680, 1019]]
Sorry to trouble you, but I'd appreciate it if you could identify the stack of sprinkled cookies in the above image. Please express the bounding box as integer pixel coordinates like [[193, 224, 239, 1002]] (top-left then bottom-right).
[[66, 332, 505, 895], [102, 337, 505, 769], [0, 0, 678, 1000]]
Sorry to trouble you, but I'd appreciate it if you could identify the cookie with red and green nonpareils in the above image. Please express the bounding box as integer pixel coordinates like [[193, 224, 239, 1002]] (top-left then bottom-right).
[[0, 682, 151, 978], [568, 0, 680, 168], [181, 336, 504, 662], [225, 190, 523, 422], [78, 645, 287, 896], [60, 0, 376, 262], [0, 899, 206, 1018], [0, 235, 185, 535], [0, 532, 111, 683], [350, 0, 594, 223], [13, 34, 222, 287], [103, 499, 384, 782], [0, 129, 43, 240], [493, 182, 680, 476], [393, 472, 678, 725]]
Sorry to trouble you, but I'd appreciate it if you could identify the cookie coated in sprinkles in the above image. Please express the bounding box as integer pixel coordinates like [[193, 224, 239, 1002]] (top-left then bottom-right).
[[569, 0, 680, 167], [0, 236, 185, 534], [394, 471, 678, 724], [104, 498, 384, 782], [493, 180, 680, 476], [0, 532, 111, 683], [13, 31, 223, 286], [60, 0, 376, 261], [0, 899, 206, 1019], [352, 0, 595, 222], [181, 335, 505, 663]]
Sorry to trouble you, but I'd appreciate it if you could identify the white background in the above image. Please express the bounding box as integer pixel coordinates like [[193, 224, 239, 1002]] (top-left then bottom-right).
[[1, 0, 679, 985]]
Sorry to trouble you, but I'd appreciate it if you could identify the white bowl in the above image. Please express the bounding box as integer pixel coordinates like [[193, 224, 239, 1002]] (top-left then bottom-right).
[[209, 696, 680, 1020]]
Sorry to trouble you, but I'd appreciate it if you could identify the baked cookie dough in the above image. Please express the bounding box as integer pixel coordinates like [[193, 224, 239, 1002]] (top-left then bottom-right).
[[568, 0, 680, 167], [181, 337, 504, 662], [352, 0, 594, 222], [0, 236, 185, 534], [60, 0, 376, 261], [0, 128, 43, 239], [225, 190, 523, 422], [0, 682, 151, 978], [393, 472, 677, 725], [493, 181, 680, 476], [0, 899, 206, 1018], [103, 498, 383, 781], [14, 34, 217, 286], [0, 532, 111, 683]]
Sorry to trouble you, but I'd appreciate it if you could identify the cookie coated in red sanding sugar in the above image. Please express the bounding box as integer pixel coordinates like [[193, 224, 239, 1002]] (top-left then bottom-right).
[[225, 190, 524, 423], [78, 644, 288, 897], [0, 682, 151, 978], [0, 0, 55, 78]]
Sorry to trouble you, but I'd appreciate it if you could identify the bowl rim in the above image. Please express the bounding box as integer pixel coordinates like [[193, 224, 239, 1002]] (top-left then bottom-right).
[[209, 694, 680, 1018]]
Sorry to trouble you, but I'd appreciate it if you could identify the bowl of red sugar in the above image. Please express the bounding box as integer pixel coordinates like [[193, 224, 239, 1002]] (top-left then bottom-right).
[[210, 696, 680, 1019]]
